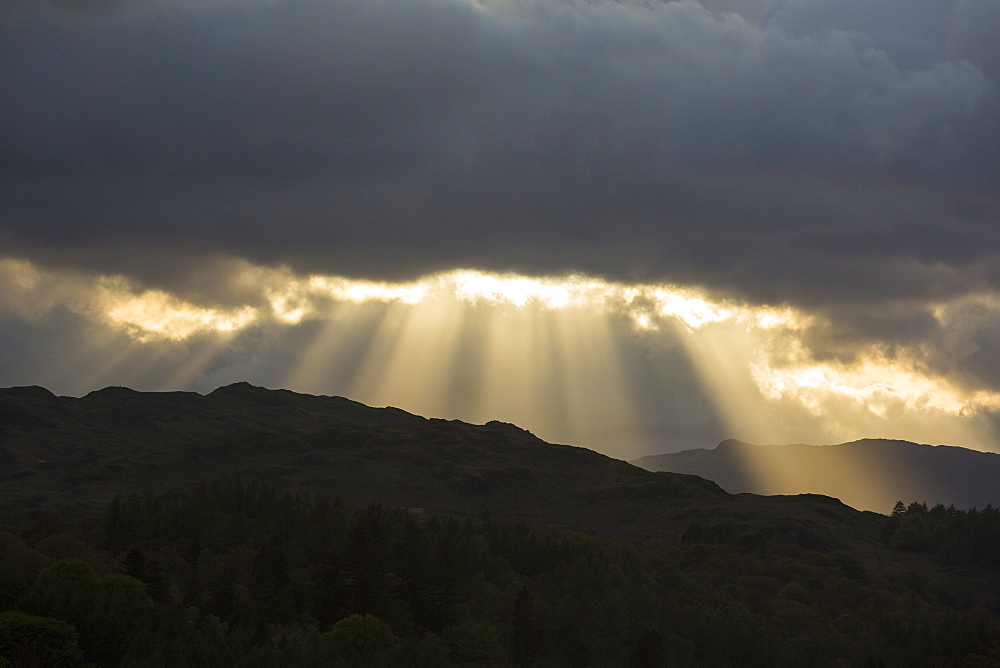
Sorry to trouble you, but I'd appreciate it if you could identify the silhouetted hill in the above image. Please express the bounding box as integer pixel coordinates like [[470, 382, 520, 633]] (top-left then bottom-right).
[[0, 384, 880, 550], [632, 438, 1000, 512], [6, 385, 1000, 666]]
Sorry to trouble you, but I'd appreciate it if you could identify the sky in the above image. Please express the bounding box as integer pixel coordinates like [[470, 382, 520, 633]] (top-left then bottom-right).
[[2, 0, 1000, 460]]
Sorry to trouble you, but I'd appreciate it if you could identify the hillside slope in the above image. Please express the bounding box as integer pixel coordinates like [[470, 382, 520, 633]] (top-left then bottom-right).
[[0, 384, 878, 549]]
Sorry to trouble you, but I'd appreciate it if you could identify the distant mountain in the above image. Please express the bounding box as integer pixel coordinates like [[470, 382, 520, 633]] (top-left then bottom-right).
[[632, 438, 1000, 513], [0, 383, 880, 550]]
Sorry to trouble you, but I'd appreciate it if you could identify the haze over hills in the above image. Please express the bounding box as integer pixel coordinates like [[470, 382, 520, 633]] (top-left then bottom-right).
[[0, 382, 880, 551], [632, 438, 1000, 513]]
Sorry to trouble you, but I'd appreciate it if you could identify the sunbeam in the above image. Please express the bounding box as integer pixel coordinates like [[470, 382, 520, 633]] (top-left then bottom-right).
[[282, 304, 388, 395], [3, 255, 1000, 456], [348, 296, 469, 420]]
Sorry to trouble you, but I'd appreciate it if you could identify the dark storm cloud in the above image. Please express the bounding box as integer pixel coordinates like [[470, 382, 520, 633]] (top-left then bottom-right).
[[2, 0, 999, 308]]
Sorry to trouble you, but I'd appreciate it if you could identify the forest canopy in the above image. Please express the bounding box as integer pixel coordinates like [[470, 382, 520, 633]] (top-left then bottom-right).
[[2, 480, 1000, 666]]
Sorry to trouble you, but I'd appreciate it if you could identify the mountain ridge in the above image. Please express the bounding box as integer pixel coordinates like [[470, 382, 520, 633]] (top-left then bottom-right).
[[633, 437, 1000, 512]]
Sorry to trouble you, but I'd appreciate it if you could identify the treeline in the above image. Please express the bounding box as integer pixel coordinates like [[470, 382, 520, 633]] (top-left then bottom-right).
[[884, 500, 1000, 568], [2, 480, 1000, 666]]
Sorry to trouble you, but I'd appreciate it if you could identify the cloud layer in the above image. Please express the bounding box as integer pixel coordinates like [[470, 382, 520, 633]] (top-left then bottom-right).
[[3, 0, 1000, 451], [3, 256, 1000, 456], [3, 0, 998, 291]]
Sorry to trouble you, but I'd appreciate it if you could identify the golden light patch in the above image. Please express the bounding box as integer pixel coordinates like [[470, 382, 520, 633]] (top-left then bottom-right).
[[310, 275, 428, 306], [97, 284, 259, 341], [752, 344, 1000, 419], [3, 255, 1000, 455]]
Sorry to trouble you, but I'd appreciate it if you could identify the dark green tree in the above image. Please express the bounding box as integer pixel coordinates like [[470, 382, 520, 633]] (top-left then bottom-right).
[[630, 629, 666, 668], [0, 610, 84, 666]]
